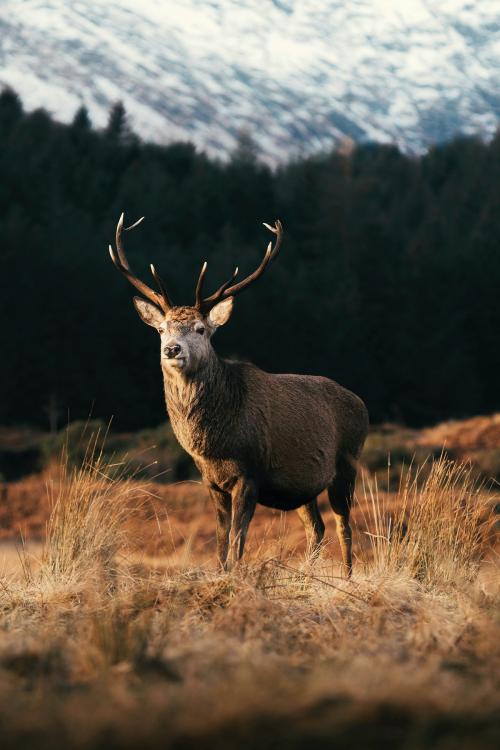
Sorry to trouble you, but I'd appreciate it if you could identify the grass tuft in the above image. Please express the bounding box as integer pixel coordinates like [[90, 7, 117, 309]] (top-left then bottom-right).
[[37, 429, 147, 591], [360, 455, 494, 586]]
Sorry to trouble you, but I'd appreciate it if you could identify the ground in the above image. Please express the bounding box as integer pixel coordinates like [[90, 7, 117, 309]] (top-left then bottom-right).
[[0, 416, 498, 749]]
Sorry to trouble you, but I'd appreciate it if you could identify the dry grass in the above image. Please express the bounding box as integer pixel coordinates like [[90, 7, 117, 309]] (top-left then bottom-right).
[[40, 436, 145, 587], [360, 457, 493, 585], [0, 446, 498, 750]]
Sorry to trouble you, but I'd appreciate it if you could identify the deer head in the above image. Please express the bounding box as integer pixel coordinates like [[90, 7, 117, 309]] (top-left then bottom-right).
[[109, 214, 283, 375]]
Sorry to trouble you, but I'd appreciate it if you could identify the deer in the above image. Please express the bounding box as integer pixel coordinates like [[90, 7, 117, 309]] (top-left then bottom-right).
[[109, 214, 368, 575]]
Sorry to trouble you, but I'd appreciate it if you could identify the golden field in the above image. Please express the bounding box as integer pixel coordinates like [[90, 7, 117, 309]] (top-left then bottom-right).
[[0, 417, 499, 750]]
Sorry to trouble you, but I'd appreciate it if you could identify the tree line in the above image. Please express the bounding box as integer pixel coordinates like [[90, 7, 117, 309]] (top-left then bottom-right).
[[1, 88, 499, 430]]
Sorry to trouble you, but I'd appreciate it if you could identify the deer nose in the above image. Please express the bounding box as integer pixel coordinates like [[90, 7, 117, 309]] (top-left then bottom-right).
[[164, 344, 182, 359]]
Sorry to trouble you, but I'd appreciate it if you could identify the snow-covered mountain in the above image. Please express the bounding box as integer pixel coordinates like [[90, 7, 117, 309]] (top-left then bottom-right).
[[1, 0, 499, 163]]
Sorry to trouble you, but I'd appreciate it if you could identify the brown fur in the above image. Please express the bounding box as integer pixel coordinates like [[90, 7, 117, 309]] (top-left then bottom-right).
[[111, 216, 367, 572], [166, 306, 204, 324], [137, 300, 369, 574]]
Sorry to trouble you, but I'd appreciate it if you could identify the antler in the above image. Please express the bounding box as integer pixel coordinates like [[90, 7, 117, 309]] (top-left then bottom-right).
[[108, 213, 173, 311], [195, 220, 283, 313]]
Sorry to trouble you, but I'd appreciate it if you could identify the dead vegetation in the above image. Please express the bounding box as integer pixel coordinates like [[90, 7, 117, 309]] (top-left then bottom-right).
[[361, 413, 500, 492], [0, 438, 498, 749]]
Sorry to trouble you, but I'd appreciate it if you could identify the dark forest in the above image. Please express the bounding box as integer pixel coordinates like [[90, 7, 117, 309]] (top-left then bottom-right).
[[1, 88, 499, 430]]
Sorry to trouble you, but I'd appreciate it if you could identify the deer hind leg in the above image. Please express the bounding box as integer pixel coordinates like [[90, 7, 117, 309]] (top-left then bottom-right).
[[296, 499, 325, 561], [328, 455, 357, 578]]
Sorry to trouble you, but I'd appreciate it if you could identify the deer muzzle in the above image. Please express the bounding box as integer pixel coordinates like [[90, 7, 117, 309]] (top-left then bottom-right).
[[164, 344, 182, 359]]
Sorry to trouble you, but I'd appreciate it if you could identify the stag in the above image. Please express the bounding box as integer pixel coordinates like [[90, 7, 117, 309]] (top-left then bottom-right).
[[109, 215, 368, 574]]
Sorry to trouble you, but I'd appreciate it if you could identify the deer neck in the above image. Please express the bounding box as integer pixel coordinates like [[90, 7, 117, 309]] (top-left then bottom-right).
[[162, 352, 242, 457]]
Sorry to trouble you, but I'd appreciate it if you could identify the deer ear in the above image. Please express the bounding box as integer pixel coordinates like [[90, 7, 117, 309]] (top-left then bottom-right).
[[133, 297, 164, 328], [208, 297, 234, 328]]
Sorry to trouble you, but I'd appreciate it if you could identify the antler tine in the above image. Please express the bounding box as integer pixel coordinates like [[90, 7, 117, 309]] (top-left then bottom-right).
[[197, 265, 239, 310], [115, 213, 144, 269], [262, 219, 283, 264], [109, 213, 172, 312], [195, 261, 208, 309], [198, 220, 283, 312], [150, 263, 174, 309], [214, 265, 239, 297]]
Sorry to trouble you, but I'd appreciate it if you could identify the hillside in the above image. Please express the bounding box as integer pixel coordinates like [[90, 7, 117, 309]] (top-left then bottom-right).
[[1, 0, 500, 162]]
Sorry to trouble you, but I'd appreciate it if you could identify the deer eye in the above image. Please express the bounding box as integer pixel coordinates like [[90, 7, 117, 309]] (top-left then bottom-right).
[[195, 324, 205, 335], [158, 328, 165, 335]]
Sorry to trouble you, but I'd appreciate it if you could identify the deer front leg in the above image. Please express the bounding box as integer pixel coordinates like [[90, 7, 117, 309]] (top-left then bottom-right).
[[209, 486, 232, 570], [228, 477, 257, 567]]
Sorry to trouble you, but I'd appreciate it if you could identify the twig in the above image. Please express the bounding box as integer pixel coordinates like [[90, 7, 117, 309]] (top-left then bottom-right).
[[264, 558, 369, 603]]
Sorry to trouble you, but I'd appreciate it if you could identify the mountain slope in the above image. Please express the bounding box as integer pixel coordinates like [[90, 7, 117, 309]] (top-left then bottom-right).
[[1, 0, 499, 162]]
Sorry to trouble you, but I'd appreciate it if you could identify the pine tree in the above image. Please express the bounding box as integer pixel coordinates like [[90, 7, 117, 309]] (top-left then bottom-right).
[[71, 105, 91, 132], [0, 87, 23, 137], [105, 100, 134, 143], [230, 127, 259, 165]]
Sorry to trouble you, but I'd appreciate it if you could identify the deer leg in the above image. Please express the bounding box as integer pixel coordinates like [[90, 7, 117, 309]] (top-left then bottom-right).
[[209, 487, 232, 570], [296, 499, 325, 561], [228, 478, 257, 567], [328, 455, 357, 578]]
